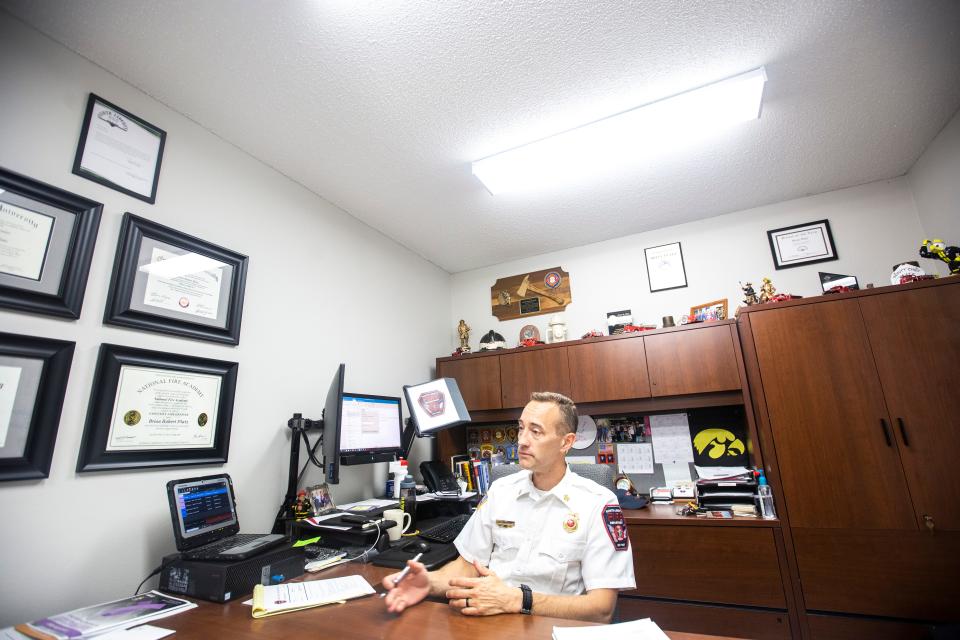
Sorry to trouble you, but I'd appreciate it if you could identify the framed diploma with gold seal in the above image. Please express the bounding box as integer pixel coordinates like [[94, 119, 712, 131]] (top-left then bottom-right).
[[104, 213, 248, 344], [77, 344, 238, 472], [0, 167, 103, 318], [0, 332, 75, 482]]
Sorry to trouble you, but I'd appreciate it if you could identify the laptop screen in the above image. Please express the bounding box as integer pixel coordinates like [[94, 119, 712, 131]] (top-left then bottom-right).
[[167, 474, 240, 550]]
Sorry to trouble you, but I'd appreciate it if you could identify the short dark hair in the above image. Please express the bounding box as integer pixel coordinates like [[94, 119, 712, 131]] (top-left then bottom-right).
[[529, 391, 578, 436]]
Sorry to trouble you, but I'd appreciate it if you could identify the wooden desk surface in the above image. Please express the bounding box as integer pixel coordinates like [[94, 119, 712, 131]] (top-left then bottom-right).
[[158, 563, 744, 640]]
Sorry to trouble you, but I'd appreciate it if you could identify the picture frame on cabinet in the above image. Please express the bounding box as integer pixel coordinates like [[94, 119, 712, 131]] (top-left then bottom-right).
[[689, 299, 728, 322], [104, 213, 248, 345], [0, 332, 75, 482], [767, 219, 838, 270], [73, 93, 166, 204], [76, 343, 238, 472], [0, 167, 103, 319]]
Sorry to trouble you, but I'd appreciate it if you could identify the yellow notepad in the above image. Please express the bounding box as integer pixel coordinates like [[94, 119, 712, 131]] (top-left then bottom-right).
[[251, 576, 375, 618]]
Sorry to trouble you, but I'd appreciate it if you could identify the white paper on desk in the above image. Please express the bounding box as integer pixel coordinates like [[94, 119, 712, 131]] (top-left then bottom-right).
[[339, 498, 397, 511], [0, 628, 31, 640], [566, 456, 595, 465], [661, 462, 692, 487], [694, 465, 751, 480], [304, 512, 346, 525], [617, 443, 653, 474], [96, 625, 175, 640], [552, 617, 668, 640], [649, 413, 694, 463]]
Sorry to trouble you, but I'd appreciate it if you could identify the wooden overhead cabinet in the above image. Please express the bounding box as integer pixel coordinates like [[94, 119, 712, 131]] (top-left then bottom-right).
[[566, 337, 651, 402], [645, 324, 741, 396], [499, 347, 571, 408], [436, 354, 501, 411]]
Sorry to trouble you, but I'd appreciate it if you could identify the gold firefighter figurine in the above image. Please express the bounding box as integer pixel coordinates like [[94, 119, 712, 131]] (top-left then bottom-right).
[[758, 277, 776, 304]]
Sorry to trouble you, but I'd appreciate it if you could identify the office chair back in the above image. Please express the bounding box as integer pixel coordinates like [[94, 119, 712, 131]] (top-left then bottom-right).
[[487, 462, 616, 491]]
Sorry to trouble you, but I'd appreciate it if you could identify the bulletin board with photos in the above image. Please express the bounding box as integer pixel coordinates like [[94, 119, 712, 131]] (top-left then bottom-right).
[[461, 406, 751, 494]]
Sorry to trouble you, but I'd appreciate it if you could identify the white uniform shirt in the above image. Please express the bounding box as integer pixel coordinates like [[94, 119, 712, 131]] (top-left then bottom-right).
[[454, 466, 636, 595]]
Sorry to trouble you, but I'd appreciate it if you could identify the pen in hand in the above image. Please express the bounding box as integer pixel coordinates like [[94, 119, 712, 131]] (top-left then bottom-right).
[[380, 552, 424, 597]]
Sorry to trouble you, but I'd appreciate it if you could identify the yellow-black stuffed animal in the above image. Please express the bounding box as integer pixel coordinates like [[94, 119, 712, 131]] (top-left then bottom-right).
[[920, 239, 960, 275]]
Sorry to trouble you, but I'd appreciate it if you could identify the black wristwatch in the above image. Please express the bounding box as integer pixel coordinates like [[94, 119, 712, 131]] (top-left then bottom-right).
[[519, 584, 533, 615]]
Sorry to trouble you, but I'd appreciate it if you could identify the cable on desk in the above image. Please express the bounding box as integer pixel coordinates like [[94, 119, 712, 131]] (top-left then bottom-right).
[[344, 521, 382, 564], [134, 554, 181, 595]]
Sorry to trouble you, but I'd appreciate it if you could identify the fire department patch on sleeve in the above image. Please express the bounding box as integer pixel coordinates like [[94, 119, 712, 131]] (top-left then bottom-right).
[[602, 504, 629, 550]]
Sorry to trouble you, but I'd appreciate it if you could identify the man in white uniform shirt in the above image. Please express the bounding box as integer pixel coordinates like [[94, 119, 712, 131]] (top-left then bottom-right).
[[382, 392, 635, 623]]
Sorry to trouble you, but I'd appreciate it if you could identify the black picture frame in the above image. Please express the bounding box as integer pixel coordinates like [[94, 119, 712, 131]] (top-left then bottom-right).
[[104, 213, 248, 345], [76, 343, 238, 473], [73, 94, 166, 204], [0, 167, 103, 318], [644, 241, 688, 292], [767, 219, 838, 270], [0, 332, 75, 482]]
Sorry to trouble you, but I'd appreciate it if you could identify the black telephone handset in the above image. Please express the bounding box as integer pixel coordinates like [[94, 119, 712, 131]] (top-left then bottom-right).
[[420, 461, 461, 494]]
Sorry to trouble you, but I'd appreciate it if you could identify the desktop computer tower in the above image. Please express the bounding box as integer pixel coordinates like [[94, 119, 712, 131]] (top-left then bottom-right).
[[159, 547, 305, 603]]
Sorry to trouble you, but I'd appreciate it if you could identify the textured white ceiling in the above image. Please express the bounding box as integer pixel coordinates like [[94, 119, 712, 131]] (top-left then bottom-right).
[[3, 1, 960, 273]]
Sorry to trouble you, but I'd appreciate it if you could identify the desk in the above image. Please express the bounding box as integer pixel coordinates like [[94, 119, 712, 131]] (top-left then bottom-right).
[[157, 564, 742, 640]]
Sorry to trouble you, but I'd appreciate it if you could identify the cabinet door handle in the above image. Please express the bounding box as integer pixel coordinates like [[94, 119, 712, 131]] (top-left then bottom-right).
[[879, 419, 893, 447], [897, 418, 910, 447]]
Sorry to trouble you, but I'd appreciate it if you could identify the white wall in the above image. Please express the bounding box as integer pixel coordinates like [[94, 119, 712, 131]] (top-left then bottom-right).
[[450, 178, 924, 350], [0, 14, 450, 625], [909, 108, 960, 276]]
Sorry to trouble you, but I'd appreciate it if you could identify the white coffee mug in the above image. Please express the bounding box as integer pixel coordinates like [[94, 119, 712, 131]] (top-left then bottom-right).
[[383, 508, 412, 542]]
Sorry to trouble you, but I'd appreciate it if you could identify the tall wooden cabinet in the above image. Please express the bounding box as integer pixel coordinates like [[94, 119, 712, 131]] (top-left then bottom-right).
[[738, 278, 960, 630]]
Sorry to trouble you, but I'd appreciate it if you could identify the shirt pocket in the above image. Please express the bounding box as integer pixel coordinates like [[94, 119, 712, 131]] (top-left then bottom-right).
[[538, 538, 587, 593], [490, 529, 524, 567]]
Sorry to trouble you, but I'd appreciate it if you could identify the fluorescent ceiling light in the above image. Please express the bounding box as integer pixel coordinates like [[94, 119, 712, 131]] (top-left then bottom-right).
[[472, 66, 767, 195]]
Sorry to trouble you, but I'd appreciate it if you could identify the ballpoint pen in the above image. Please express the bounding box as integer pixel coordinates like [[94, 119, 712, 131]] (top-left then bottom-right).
[[379, 552, 424, 597]]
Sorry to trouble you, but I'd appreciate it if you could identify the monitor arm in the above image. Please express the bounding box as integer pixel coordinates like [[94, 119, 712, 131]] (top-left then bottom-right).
[[273, 412, 323, 534]]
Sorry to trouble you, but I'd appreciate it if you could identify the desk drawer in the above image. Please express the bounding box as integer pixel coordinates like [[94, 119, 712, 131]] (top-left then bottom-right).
[[793, 528, 960, 621], [619, 597, 792, 640], [625, 525, 786, 608]]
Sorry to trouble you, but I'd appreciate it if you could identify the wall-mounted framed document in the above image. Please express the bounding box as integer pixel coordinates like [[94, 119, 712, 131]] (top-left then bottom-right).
[[73, 94, 166, 204], [0, 332, 75, 482], [0, 167, 103, 318], [644, 241, 688, 292], [76, 344, 238, 472], [767, 219, 838, 270], [104, 213, 248, 345]]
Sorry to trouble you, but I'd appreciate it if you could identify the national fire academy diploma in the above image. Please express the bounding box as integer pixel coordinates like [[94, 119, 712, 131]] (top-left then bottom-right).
[[106, 365, 220, 451]]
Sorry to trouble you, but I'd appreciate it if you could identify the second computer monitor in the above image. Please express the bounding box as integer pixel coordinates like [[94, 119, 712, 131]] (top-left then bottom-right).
[[339, 393, 403, 466]]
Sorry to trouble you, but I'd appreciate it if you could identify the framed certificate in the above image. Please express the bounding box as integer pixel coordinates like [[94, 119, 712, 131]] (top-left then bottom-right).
[[104, 213, 248, 344], [0, 167, 103, 318], [767, 219, 838, 270], [76, 344, 238, 472], [0, 332, 75, 482], [644, 242, 688, 292], [73, 94, 166, 204]]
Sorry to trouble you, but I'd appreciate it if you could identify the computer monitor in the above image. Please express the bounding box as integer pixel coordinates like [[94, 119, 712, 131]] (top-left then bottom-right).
[[339, 393, 403, 466], [402, 377, 471, 436], [321, 363, 345, 484]]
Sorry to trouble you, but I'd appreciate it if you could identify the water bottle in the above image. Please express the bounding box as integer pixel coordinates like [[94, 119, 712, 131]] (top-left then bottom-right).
[[757, 471, 777, 519], [399, 473, 417, 529]]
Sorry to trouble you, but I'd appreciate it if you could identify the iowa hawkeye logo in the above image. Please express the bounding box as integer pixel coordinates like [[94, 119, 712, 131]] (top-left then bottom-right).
[[693, 428, 745, 459]]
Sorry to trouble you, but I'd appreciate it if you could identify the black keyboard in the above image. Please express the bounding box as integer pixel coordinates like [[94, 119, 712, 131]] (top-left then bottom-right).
[[182, 534, 268, 560], [418, 514, 471, 543]]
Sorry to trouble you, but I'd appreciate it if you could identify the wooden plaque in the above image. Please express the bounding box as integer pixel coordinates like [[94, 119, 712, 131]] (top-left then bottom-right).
[[490, 267, 571, 321]]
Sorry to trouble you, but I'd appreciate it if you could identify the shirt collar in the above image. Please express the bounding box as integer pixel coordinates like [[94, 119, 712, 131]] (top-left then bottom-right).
[[517, 465, 574, 503]]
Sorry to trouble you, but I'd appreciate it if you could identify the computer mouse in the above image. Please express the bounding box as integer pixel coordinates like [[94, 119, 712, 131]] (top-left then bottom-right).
[[403, 540, 432, 553]]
